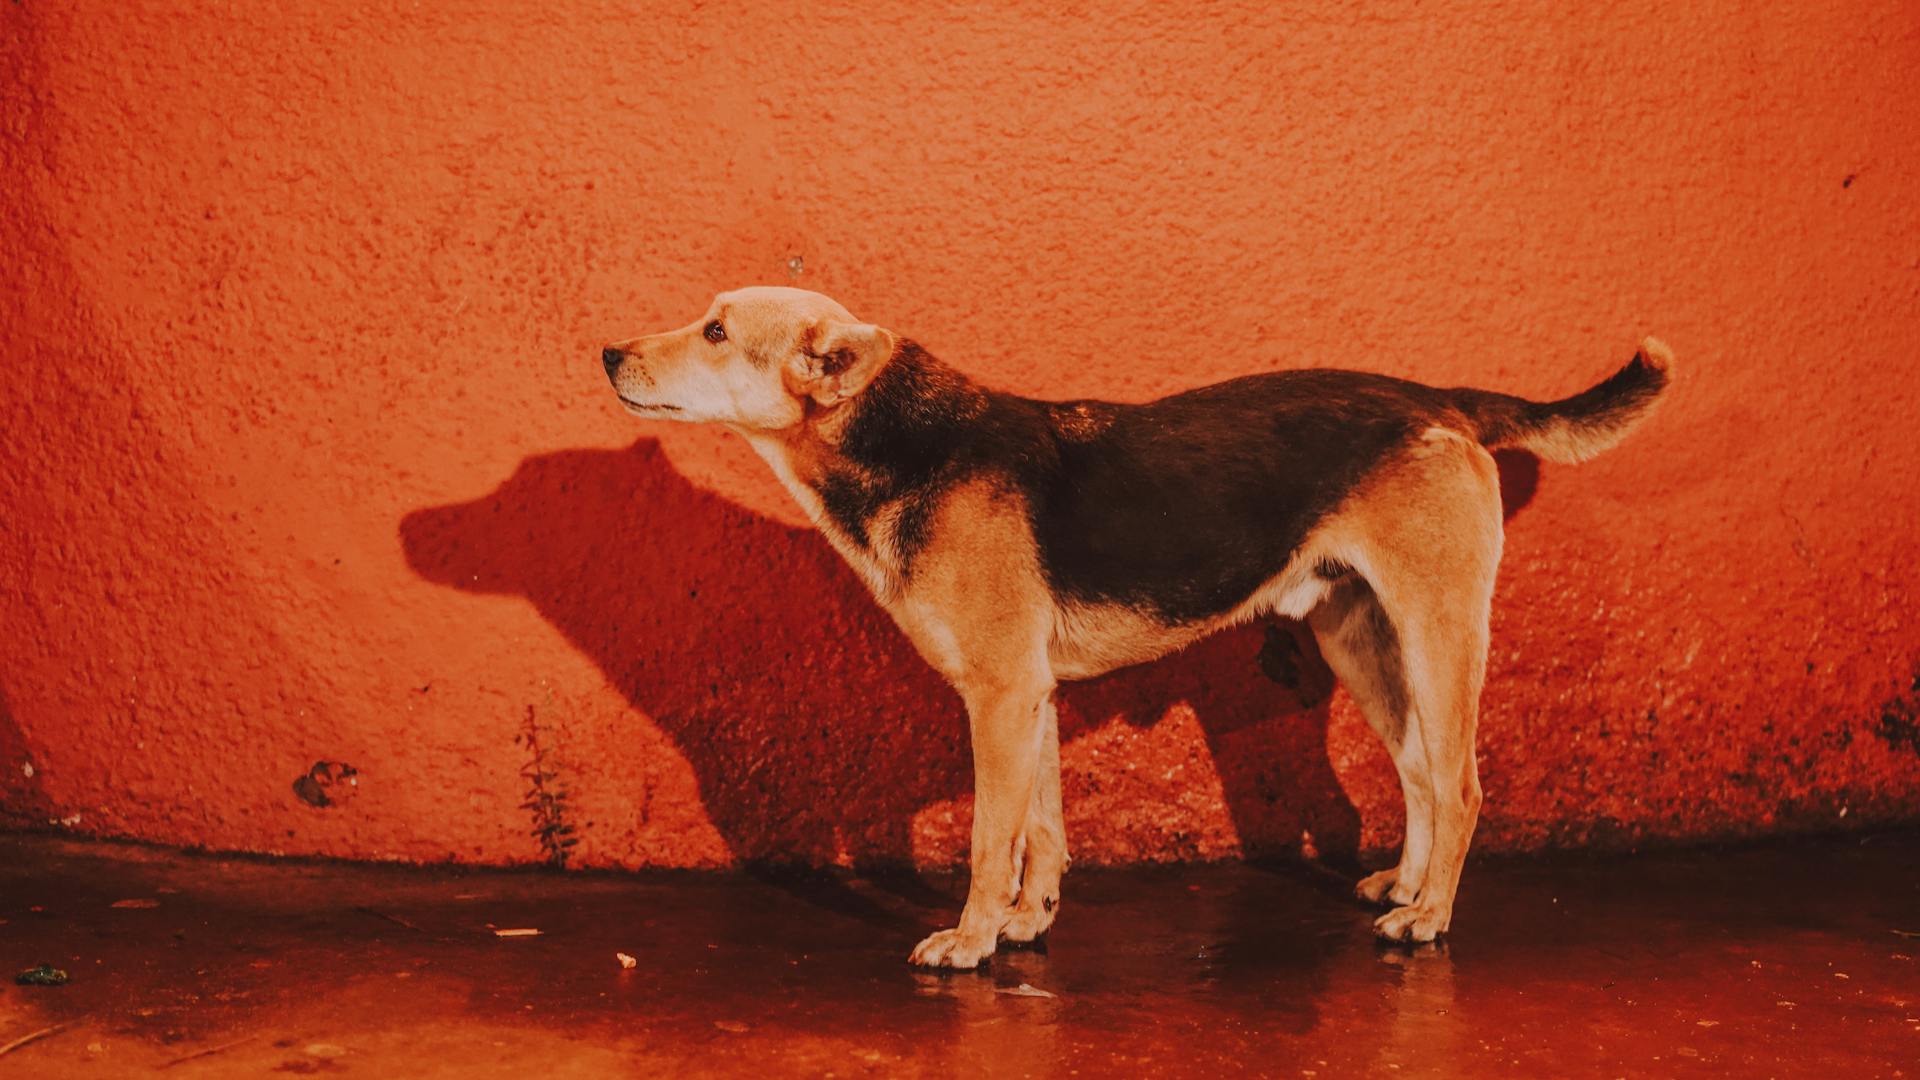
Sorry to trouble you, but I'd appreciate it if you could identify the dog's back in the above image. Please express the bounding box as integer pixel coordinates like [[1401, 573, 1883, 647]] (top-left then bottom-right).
[[847, 343, 1672, 629]]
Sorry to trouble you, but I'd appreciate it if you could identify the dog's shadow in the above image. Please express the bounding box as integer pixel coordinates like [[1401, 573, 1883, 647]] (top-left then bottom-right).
[[398, 439, 1551, 874]]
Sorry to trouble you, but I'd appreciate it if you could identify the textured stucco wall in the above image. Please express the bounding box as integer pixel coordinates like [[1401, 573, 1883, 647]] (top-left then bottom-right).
[[3, 2, 1918, 870]]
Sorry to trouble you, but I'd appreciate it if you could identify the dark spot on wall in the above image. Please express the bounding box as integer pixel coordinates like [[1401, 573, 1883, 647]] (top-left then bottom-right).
[[1873, 675, 1920, 756], [292, 761, 358, 808], [1842, 173, 1855, 188]]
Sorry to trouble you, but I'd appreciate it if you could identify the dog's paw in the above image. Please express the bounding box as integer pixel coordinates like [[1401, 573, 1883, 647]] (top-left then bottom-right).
[[1355, 868, 1398, 904], [1373, 902, 1450, 944], [999, 902, 1057, 945], [1356, 868, 1421, 907], [909, 927, 995, 969]]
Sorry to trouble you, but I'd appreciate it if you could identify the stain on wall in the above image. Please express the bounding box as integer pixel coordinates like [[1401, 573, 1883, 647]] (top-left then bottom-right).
[[1, 2, 1916, 868], [292, 761, 359, 809], [1876, 677, 1920, 758]]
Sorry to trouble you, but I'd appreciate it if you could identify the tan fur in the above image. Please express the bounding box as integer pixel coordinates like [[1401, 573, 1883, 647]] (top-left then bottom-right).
[[605, 287, 1649, 964], [605, 287, 895, 431], [889, 480, 1060, 966], [1306, 428, 1503, 939], [1050, 562, 1331, 680], [744, 430, 905, 602], [900, 431, 1505, 956], [1043, 431, 1501, 943]]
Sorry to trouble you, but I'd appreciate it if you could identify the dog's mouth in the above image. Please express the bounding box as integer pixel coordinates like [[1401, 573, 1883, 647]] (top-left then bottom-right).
[[617, 396, 683, 414]]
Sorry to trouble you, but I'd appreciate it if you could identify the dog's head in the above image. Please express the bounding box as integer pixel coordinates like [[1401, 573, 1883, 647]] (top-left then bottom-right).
[[600, 287, 898, 430]]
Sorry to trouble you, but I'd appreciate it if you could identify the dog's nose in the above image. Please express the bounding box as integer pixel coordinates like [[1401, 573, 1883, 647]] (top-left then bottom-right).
[[601, 347, 624, 379]]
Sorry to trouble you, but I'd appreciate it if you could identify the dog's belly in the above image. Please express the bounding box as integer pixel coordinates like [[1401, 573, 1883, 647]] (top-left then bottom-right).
[[1048, 602, 1209, 680], [1048, 562, 1331, 681]]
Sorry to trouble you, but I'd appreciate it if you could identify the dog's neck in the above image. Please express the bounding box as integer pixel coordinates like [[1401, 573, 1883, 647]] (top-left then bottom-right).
[[826, 341, 988, 475], [741, 341, 990, 598], [752, 341, 986, 490]]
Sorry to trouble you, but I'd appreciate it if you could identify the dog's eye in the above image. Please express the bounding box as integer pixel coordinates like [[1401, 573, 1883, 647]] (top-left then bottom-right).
[[703, 320, 726, 344]]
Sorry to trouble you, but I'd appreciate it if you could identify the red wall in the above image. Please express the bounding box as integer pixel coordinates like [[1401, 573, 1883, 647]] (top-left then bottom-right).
[[3, 2, 1918, 869]]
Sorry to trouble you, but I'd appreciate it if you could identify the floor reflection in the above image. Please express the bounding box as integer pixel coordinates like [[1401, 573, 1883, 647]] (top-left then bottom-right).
[[1, 832, 1915, 1077]]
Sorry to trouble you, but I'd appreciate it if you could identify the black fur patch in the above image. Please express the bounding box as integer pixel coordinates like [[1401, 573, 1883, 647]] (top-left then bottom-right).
[[825, 344, 1451, 619], [825, 343, 1002, 571], [891, 492, 938, 574], [1025, 372, 1447, 621], [816, 471, 884, 549]]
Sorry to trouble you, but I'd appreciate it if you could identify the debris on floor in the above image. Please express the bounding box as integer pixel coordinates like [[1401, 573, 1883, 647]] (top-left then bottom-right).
[[14, 964, 70, 987], [615, 952, 637, 969], [996, 982, 1057, 998], [355, 906, 425, 932], [491, 927, 542, 938], [161, 1036, 255, 1069], [0, 1022, 71, 1059], [110, 898, 160, 909]]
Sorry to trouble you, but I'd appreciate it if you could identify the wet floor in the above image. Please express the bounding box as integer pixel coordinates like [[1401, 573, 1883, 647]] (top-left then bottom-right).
[[0, 831, 1915, 1077]]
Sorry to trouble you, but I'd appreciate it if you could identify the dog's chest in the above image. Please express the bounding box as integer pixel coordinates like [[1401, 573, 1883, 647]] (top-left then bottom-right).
[[747, 436, 906, 600]]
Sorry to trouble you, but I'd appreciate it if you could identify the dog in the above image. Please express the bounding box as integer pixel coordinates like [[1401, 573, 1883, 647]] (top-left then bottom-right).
[[600, 286, 1671, 968]]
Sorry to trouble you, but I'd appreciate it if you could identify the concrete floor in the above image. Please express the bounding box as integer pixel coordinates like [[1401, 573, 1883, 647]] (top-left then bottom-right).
[[0, 832, 1916, 1077]]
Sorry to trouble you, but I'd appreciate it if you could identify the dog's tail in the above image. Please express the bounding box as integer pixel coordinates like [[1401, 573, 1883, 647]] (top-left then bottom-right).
[[1449, 337, 1674, 464]]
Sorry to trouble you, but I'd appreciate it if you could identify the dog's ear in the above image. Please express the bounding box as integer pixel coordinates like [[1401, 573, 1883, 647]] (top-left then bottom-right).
[[789, 319, 898, 407]]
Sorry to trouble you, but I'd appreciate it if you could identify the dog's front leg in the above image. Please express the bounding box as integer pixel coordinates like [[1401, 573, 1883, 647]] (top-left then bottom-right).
[[1000, 697, 1067, 944], [910, 674, 1053, 970]]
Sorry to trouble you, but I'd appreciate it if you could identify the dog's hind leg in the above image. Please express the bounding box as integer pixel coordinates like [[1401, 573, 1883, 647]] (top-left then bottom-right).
[[1001, 697, 1068, 944], [1370, 576, 1492, 943], [1320, 429, 1503, 942], [1309, 582, 1431, 908]]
